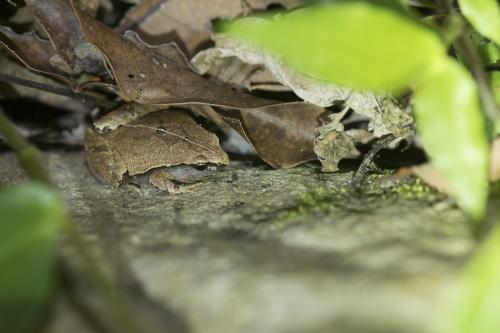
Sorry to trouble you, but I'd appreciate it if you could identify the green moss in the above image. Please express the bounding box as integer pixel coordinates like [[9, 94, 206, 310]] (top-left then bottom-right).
[[272, 187, 342, 227], [270, 174, 440, 228], [391, 178, 435, 200]]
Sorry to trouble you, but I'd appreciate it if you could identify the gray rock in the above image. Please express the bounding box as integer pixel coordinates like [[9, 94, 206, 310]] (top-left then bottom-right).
[[0, 152, 479, 333]]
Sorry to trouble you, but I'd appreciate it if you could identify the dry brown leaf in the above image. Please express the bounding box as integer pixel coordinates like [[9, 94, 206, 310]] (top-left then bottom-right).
[[118, 0, 303, 56], [119, 0, 304, 55], [85, 109, 229, 186], [0, 26, 75, 87], [25, 0, 106, 76], [72, 1, 278, 107], [219, 102, 324, 168], [119, 0, 243, 55], [22, 0, 323, 169], [73, 0, 325, 168]]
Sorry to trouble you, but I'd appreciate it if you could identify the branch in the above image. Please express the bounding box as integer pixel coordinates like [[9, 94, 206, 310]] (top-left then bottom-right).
[[0, 73, 116, 109]]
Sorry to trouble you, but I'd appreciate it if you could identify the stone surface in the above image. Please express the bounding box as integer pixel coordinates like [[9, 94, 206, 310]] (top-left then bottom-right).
[[0, 151, 489, 333]]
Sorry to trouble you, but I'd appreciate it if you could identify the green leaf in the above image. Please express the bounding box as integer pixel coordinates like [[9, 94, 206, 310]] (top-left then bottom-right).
[[470, 29, 500, 66], [439, 227, 500, 333], [0, 183, 64, 333], [458, 0, 500, 45], [413, 59, 489, 218], [223, 3, 446, 92]]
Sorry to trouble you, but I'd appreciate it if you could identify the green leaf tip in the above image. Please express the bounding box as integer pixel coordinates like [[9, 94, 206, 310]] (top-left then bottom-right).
[[458, 0, 500, 46]]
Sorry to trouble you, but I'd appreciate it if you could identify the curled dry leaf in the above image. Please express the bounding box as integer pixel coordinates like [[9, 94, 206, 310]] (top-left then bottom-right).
[[192, 33, 381, 110], [0, 26, 74, 87], [313, 98, 412, 172], [118, 0, 303, 55], [25, 0, 106, 76], [314, 111, 374, 172], [193, 33, 414, 130], [85, 109, 229, 186]]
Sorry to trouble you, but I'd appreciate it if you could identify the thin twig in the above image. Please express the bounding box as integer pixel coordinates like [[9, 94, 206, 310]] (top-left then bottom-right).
[[351, 134, 397, 191], [0, 73, 116, 109]]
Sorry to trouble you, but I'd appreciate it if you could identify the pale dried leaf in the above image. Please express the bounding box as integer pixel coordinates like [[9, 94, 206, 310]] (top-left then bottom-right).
[[192, 33, 379, 109]]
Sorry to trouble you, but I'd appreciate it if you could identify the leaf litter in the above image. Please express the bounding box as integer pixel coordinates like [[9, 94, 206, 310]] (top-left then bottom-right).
[[0, 0, 449, 192]]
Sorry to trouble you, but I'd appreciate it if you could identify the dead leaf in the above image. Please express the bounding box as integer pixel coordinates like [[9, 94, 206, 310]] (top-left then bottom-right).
[[219, 102, 324, 168], [118, 0, 303, 56], [85, 109, 229, 186], [0, 26, 74, 87], [72, 0, 325, 168], [192, 33, 381, 109], [25, 0, 106, 76], [71, 1, 278, 106]]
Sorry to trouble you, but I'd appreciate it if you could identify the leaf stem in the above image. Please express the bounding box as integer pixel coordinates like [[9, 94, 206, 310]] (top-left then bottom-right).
[[0, 107, 51, 184], [444, 1, 500, 122]]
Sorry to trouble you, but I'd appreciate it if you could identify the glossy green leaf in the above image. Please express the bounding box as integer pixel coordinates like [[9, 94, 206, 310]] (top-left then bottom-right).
[[0, 183, 64, 333], [413, 59, 489, 218], [439, 227, 500, 333], [223, 3, 446, 92], [458, 0, 500, 45]]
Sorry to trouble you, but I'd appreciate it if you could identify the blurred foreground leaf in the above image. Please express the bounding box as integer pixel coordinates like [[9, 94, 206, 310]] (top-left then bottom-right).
[[223, 3, 445, 92], [225, 2, 489, 217], [0, 183, 64, 333], [413, 59, 489, 218], [458, 0, 500, 45], [439, 227, 500, 333]]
